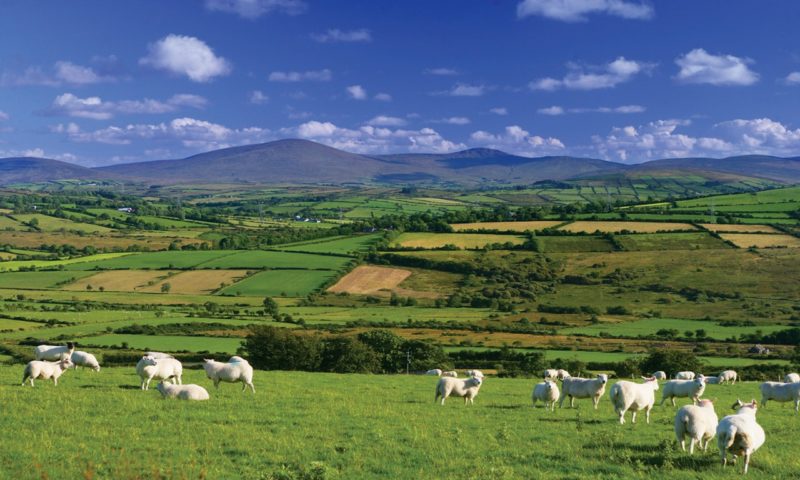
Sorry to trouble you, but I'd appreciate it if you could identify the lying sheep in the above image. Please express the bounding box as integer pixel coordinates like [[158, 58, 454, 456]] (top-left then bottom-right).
[[531, 380, 559, 412], [718, 400, 765, 474], [543, 369, 558, 380], [202, 357, 255, 393], [759, 381, 800, 413], [466, 369, 484, 379], [784, 373, 800, 383], [675, 399, 718, 454], [156, 382, 209, 401], [441, 371, 458, 378], [71, 351, 100, 372], [675, 371, 695, 380], [22, 357, 73, 387], [425, 369, 442, 376], [652, 371, 667, 381], [610, 377, 659, 424], [556, 369, 570, 381], [136, 355, 183, 390], [435, 376, 483, 405], [559, 374, 608, 409], [34, 342, 75, 361], [660, 377, 706, 407], [703, 376, 720, 385], [719, 370, 738, 385]]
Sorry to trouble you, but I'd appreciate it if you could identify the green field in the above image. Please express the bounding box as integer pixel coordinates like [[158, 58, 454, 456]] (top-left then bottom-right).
[[392, 232, 527, 249], [80, 334, 245, 353], [562, 317, 790, 340], [199, 250, 353, 270], [276, 233, 382, 255], [219, 269, 337, 297], [615, 232, 732, 251], [0, 270, 94, 289]]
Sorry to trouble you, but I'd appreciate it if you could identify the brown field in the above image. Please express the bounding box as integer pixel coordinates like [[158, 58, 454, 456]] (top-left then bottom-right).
[[139, 269, 251, 294], [328, 265, 412, 295], [65, 270, 174, 292], [700, 223, 782, 234], [392, 232, 527, 249], [721, 233, 800, 248], [558, 221, 697, 233], [0, 231, 210, 250], [450, 220, 562, 232]]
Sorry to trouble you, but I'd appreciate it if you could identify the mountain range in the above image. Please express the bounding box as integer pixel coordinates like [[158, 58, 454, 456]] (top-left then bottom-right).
[[1, 139, 799, 186]]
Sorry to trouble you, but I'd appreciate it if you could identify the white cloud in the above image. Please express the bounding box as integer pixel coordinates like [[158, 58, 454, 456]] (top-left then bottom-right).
[[346, 85, 367, 100], [311, 28, 371, 43], [490, 107, 508, 116], [439, 116, 471, 125], [439, 83, 486, 97], [374, 93, 392, 101], [290, 121, 464, 154], [469, 125, 565, 156], [140, 35, 231, 82], [204, 0, 306, 18], [716, 118, 800, 156], [53, 61, 113, 86], [675, 48, 758, 86], [46, 93, 207, 120], [0, 111, 8, 121], [517, 0, 654, 22], [530, 57, 651, 91], [539, 104, 645, 115], [424, 67, 459, 76], [366, 115, 406, 127], [0, 61, 117, 87], [784, 72, 800, 85], [268, 69, 331, 82], [538, 106, 565, 116], [0, 147, 77, 162], [249, 90, 269, 104]]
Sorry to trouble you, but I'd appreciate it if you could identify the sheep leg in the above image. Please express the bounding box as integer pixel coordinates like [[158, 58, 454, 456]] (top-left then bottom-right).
[[592, 396, 599, 410], [644, 406, 651, 424], [570, 396, 575, 408], [249, 382, 255, 393], [618, 410, 625, 425], [794, 399, 799, 414], [679, 438, 686, 452], [144, 377, 151, 390], [53, 377, 58, 386], [689, 439, 695, 455], [631, 411, 637, 424], [214, 379, 220, 389], [743, 452, 750, 475], [671, 397, 676, 407]]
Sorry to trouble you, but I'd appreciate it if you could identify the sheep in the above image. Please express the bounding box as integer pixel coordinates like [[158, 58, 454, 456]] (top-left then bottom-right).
[[202, 357, 255, 393], [652, 371, 667, 381], [70, 351, 100, 372], [156, 382, 209, 401], [674, 399, 719, 454], [466, 369, 484, 379], [660, 377, 707, 407], [435, 376, 483, 405], [717, 400, 765, 474], [703, 376, 721, 385], [22, 357, 73, 387], [610, 377, 660, 424], [543, 369, 558, 380], [559, 374, 608, 409], [34, 342, 75, 361], [531, 380, 559, 412], [759, 381, 800, 413], [556, 369, 570, 381], [719, 370, 738, 385], [784, 373, 800, 383], [441, 371, 458, 378], [136, 355, 183, 390], [144, 351, 173, 359], [675, 371, 695, 380], [425, 369, 442, 376]]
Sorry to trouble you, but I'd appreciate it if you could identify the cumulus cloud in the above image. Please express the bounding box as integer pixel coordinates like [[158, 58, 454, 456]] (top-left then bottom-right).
[[675, 48, 758, 86], [424, 67, 459, 76], [716, 118, 800, 156], [268, 69, 331, 82], [538, 106, 565, 116], [437, 117, 471, 125], [490, 107, 508, 116], [784, 72, 800, 85], [436, 83, 486, 97], [45, 93, 207, 120], [311, 28, 371, 43], [530, 57, 651, 91], [53, 61, 115, 86], [0, 147, 77, 162], [366, 115, 407, 127], [374, 93, 392, 101], [517, 0, 654, 22], [469, 125, 565, 156], [204, 0, 306, 18], [539, 104, 645, 115], [346, 85, 367, 100], [249, 90, 269, 104], [140, 35, 231, 82], [0, 60, 118, 87]]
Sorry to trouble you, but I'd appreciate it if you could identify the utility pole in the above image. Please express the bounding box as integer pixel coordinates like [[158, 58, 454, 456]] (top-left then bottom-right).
[[406, 350, 411, 375]]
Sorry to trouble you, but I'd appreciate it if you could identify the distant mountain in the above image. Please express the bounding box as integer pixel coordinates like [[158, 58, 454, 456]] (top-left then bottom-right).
[[0, 157, 115, 184], [627, 155, 800, 183]]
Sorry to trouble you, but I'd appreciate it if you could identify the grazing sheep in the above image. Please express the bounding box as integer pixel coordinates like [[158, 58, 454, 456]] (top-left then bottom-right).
[[466, 369, 484, 378], [660, 377, 707, 407], [144, 351, 173, 359], [531, 380, 560, 412], [136, 355, 183, 390], [556, 369, 570, 381], [425, 369, 442, 376], [22, 357, 73, 387], [34, 342, 75, 361], [202, 357, 255, 393], [543, 369, 558, 380], [784, 373, 799, 383], [156, 382, 209, 401], [675, 371, 695, 380], [717, 400, 766, 474], [441, 371, 458, 378], [759, 381, 800, 413], [674, 399, 719, 454], [703, 376, 721, 385], [559, 374, 609, 409], [610, 377, 659, 424], [70, 351, 100, 372], [435, 376, 483, 405], [719, 370, 738, 385], [653, 371, 667, 381]]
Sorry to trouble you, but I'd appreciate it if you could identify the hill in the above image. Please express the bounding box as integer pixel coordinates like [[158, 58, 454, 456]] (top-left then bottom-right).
[[630, 155, 800, 183], [0, 157, 115, 184]]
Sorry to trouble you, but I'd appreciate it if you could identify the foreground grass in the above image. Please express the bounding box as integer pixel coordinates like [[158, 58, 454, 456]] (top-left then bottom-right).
[[1, 367, 799, 479]]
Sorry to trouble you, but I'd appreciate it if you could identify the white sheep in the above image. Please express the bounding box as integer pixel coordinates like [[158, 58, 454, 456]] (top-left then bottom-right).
[[22, 357, 73, 387], [559, 374, 608, 409], [675, 371, 695, 380], [543, 369, 558, 380], [34, 343, 75, 361], [784, 373, 799, 383], [156, 382, 209, 401], [435, 376, 483, 405], [660, 377, 707, 407], [136, 355, 183, 390], [556, 369, 570, 381], [202, 357, 255, 393], [425, 369, 442, 376], [610, 377, 660, 424], [674, 399, 719, 454], [719, 370, 738, 385], [466, 369, 484, 378], [70, 351, 100, 372], [441, 371, 458, 378], [759, 381, 800, 413], [144, 351, 174, 359], [652, 371, 667, 381], [717, 400, 765, 474], [703, 376, 720, 385], [531, 380, 559, 411]]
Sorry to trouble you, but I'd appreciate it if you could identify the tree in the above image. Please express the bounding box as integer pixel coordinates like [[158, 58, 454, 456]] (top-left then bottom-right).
[[357, 330, 405, 373], [638, 350, 702, 377], [263, 296, 279, 319], [403, 340, 450, 372], [320, 337, 381, 373], [242, 326, 322, 371], [161, 282, 171, 293]]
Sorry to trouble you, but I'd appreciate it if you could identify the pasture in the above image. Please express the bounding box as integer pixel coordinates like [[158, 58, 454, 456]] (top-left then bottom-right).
[[719, 233, 800, 249], [559, 221, 698, 234], [450, 220, 563, 232], [327, 265, 412, 295], [392, 232, 527, 249], [217, 269, 337, 297]]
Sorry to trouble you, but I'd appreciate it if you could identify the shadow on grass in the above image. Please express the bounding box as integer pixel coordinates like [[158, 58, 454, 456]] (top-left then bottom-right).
[[117, 384, 141, 390]]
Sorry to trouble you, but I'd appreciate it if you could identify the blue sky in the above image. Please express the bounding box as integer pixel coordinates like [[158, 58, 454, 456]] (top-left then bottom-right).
[[1, 0, 799, 166]]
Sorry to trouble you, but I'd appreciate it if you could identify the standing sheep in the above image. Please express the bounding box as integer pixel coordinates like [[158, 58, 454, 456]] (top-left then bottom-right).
[[543, 369, 558, 381], [652, 371, 667, 381], [425, 369, 442, 376], [466, 369, 484, 379], [559, 374, 608, 409], [703, 376, 721, 385], [717, 400, 765, 474], [610, 377, 659, 424], [34, 343, 75, 361], [674, 399, 719, 454], [784, 373, 800, 383], [660, 377, 707, 407], [22, 357, 73, 387], [145, 351, 174, 359], [531, 380, 559, 411], [719, 370, 738, 385], [441, 371, 458, 378], [202, 357, 255, 393], [156, 382, 209, 401], [71, 351, 100, 371], [556, 369, 570, 381], [435, 376, 483, 405], [675, 371, 696, 380], [759, 381, 800, 413], [136, 355, 183, 390]]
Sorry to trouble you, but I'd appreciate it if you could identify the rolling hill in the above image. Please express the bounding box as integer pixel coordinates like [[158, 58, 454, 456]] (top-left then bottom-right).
[[0, 157, 116, 184]]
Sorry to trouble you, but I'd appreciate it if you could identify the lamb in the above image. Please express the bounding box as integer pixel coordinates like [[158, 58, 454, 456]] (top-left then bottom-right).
[[784, 373, 800, 383], [136, 355, 183, 390], [675, 371, 695, 380], [531, 380, 559, 411], [466, 369, 484, 378], [34, 342, 75, 361], [144, 351, 173, 359], [22, 357, 73, 387], [156, 382, 209, 401], [556, 369, 570, 381], [202, 357, 255, 393], [759, 381, 800, 413], [543, 369, 558, 380], [610, 377, 659, 424], [719, 370, 738, 385], [70, 351, 100, 372], [652, 371, 667, 381], [559, 374, 608, 409], [674, 399, 719, 454], [660, 377, 707, 407], [425, 369, 442, 376], [717, 400, 765, 474], [441, 371, 458, 377], [435, 376, 483, 405]]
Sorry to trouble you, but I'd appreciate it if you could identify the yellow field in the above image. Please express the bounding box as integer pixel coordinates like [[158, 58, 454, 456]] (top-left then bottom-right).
[[0, 231, 209, 250], [139, 269, 251, 294], [392, 232, 527, 249], [701, 223, 781, 234], [558, 221, 697, 233], [328, 266, 412, 294], [720, 233, 800, 248], [450, 220, 562, 232], [65, 270, 174, 292]]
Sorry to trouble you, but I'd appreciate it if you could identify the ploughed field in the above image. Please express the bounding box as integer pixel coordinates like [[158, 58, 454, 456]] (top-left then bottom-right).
[[1, 367, 799, 479]]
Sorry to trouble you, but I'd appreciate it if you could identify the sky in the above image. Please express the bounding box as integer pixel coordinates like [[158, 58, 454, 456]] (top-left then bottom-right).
[[1, 0, 800, 166]]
